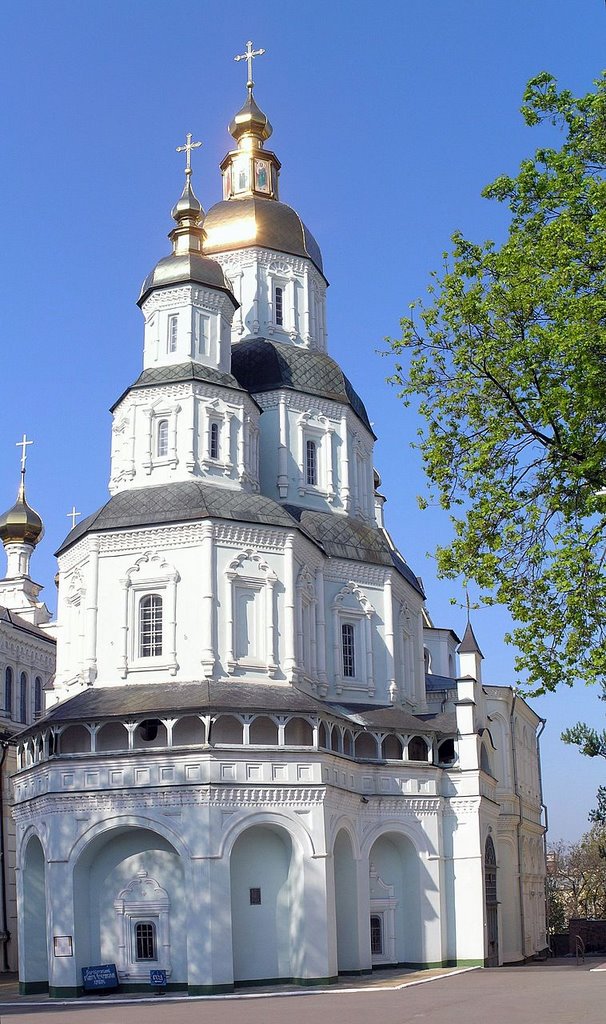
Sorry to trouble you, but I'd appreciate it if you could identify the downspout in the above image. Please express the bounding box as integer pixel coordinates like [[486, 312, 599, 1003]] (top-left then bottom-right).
[[536, 717, 548, 951], [0, 737, 11, 971], [510, 693, 526, 962]]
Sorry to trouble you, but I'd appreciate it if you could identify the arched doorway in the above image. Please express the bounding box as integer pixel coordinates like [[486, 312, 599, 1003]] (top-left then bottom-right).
[[333, 829, 359, 972], [21, 835, 48, 988], [368, 832, 421, 965], [485, 835, 499, 966], [229, 825, 297, 982]]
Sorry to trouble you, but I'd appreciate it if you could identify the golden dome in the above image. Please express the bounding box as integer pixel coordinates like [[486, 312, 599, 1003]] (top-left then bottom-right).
[[203, 196, 324, 276], [229, 92, 273, 147], [0, 475, 44, 548]]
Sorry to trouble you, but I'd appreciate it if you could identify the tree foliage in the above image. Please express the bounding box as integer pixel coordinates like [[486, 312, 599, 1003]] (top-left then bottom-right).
[[389, 72, 606, 694], [547, 827, 606, 930]]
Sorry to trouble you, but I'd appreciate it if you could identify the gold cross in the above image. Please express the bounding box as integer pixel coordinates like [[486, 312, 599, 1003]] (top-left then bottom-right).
[[67, 506, 81, 530], [176, 133, 202, 177], [15, 433, 33, 472], [234, 40, 265, 90]]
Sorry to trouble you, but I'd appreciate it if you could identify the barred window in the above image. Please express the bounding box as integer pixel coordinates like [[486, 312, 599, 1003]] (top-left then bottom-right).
[[4, 667, 12, 718], [167, 315, 178, 353], [135, 921, 157, 961], [275, 286, 283, 326], [306, 439, 318, 486], [210, 421, 220, 460], [157, 419, 169, 458], [370, 914, 383, 955], [139, 595, 163, 658], [341, 623, 355, 678]]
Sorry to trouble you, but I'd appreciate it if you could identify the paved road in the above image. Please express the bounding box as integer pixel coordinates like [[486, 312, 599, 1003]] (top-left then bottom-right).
[[0, 963, 602, 1024]]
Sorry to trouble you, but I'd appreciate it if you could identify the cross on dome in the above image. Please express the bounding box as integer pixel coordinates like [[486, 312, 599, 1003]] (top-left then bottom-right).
[[234, 40, 265, 91], [176, 133, 202, 178], [16, 433, 33, 473], [67, 506, 81, 530]]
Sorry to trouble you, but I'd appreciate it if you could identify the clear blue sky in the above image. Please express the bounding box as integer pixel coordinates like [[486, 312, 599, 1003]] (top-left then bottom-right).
[[1, 0, 604, 843]]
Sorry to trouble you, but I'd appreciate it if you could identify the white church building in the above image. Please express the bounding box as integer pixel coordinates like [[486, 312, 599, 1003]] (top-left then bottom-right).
[[9, 46, 547, 997]]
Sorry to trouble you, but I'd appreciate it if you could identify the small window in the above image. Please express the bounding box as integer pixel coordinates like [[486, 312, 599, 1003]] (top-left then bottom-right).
[[342, 623, 355, 678], [275, 286, 283, 326], [194, 311, 208, 355], [19, 672, 28, 724], [34, 676, 43, 718], [408, 735, 428, 761], [306, 440, 318, 486], [370, 914, 383, 955], [157, 419, 169, 458], [139, 595, 163, 658], [135, 921, 157, 961], [167, 315, 178, 353], [249, 887, 262, 906], [438, 738, 456, 765], [209, 421, 220, 460], [4, 668, 12, 718]]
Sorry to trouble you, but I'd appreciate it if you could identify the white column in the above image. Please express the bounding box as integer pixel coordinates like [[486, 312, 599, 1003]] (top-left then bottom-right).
[[303, 265, 312, 345], [265, 576, 278, 678], [333, 606, 342, 695], [225, 572, 235, 671], [325, 428, 335, 503], [168, 572, 179, 675], [315, 566, 328, 694], [365, 614, 374, 696], [84, 538, 100, 685], [200, 522, 215, 677], [340, 414, 350, 511], [119, 578, 129, 678], [288, 275, 297, 340], [283, 537, 296, 678], [237, 415, 245, 482], [384, 576, 397, 703], [278, 397, 288, 498], [186, 395, 196, 471]]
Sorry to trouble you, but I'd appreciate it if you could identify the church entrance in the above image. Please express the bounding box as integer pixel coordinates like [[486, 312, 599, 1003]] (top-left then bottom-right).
[[484, 835, 499, 966]]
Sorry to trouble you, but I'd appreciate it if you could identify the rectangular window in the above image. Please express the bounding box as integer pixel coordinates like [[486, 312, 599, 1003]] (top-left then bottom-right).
[[139, 594, 163, 658], [275, 286, 283, 326], [209, 421, 220, 460], [194, 311, 208, 356], [168, 314, 178, 353], [157, 419, 169, 458], [249, 888, 262, 906], [305, 439, 318, 486], [370, 915, 383, 955], [135, 921, 157, 961], [342, 623, 355, 678]]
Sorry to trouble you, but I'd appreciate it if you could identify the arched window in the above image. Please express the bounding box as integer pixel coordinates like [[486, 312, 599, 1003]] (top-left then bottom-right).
[[4, 668, 12, 718], [306, 439, 318, 486], [274, 285, 284, 326], [19, 672, 28, 724], [209, 421, 220, 460], [341, 623, 355, 678], [34, 677, 43, 718], [135, 921, 157, 961], [139, 595, 163, 658], [156, 419, 169, 458], [408, 735, 428, 761]]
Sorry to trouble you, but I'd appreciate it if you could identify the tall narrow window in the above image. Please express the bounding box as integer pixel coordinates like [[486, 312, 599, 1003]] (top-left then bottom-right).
[[34, 676, 43, 718], [274, 286, 283, 326], [135, 921, 157, 961], [167, 314, 178, 353], [19, 672, 28, 723], [157, 419, 169, 458], [4, 668, 12, 718], [139, 595, 163, 658], [209, 421, 220, 460], [370, 915, 383, 955], [305, 439, 318, 486], [194, 311, 208, 356], [341, 623, 355, 678]]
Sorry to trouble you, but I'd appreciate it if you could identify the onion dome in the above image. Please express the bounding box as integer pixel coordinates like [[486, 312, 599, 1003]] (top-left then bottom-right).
[[229, 91, 273, 146], [0, 473, 44, 548]]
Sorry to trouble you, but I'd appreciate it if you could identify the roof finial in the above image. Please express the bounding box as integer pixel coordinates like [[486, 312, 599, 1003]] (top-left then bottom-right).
[[67, 506, 81, 530], [176, 132, 202, 180], [234, 39, 266, 94]]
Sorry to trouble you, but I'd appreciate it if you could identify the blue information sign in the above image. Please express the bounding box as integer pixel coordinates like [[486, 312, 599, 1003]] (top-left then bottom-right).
[[81, 963, 119, 990], [150, 969, 167, 988]]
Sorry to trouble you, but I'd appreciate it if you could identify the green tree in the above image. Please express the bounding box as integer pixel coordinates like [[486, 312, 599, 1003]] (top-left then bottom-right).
[[547, 828, 606, 928], [389, 72, 606, 695]]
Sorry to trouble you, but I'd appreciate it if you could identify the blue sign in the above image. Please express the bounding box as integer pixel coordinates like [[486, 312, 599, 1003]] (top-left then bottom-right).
[[81, 963, 119, 990], [150, 969, 167, 988]]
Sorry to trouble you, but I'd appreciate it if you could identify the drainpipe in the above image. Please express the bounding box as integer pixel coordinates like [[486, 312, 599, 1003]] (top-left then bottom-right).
[[510, 693, 526, 962], [0, 736, 11, 971]]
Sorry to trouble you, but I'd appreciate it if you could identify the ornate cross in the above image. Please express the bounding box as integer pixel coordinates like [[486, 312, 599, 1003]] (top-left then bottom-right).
[[234, 40, 265, 90], [176, 133, 202, 177], [67, 506, 81, 530], [15, 433, 33, 472]]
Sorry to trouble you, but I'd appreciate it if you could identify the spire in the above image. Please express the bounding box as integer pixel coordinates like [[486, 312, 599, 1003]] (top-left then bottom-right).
[[169, 133, 206, 256], [219, 40, 281, 202], [458, 620, 483, 658]]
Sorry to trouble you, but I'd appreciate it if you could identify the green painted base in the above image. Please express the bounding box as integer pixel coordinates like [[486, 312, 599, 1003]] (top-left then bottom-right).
[[118, 982, 188, 993], [374, 959, 483, 971], [19, 981, 48, 995], [339, 969, 373, 976], [188, 983, 234, 996], [49, 986, 82, 998], [234, 975, 338, 989]]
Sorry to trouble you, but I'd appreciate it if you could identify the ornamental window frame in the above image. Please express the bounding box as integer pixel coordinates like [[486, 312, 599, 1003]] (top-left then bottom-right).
[[267, 260, 296, 339], [398, 603, 417, 700], [167, 313, 179, 354], [332, 582, 375, 697], [369, 865, 398, 965], [121, 552, 179, 678], [138, 593, 163, 659], [225, 550, 278, 678], [114, 870, 171, 982], [297, 411, 335, 500], [201, 399, 234, 473], [144, 400, 181, 473], [295, 566, 317, 679], [193, 308, 210, 358]]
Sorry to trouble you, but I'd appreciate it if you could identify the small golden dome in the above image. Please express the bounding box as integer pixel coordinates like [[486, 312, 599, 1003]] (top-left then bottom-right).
[[0, 476, 44, 548], [170, 176, 203, 224], [229, 92, 273, 146]]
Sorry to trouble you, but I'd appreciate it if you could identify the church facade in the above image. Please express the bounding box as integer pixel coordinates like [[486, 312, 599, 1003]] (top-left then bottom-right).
[[9, 49, 547, 996]]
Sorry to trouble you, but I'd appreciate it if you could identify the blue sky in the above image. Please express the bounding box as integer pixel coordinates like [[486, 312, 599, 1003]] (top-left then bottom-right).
[[1, 0, 604, 843]]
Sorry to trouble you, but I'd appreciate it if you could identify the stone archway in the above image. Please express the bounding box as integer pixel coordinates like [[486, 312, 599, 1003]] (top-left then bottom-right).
[[333, 829, 359, 973], [368, 831, 422, 965], [20, 834, 48, 990]]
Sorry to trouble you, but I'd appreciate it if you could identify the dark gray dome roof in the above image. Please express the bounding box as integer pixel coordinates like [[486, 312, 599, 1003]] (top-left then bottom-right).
[[138, 253, 237, 306], [230, 338, 374, 434], [203, 197, 324, 278], [110, 361, 254, 413]]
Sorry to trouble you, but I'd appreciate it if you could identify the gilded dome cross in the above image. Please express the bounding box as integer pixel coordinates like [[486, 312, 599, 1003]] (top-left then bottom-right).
[[15, 433, 33, 472], [234, 40, 265, 91], [176, 133, 202, 177]]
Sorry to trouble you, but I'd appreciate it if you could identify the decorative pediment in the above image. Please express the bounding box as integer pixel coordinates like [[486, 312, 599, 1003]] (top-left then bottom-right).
[[369, 863, 395, 900], [114, 870, 169, 914], [333, 581, 374, 616], [226, 548, 277, 581]]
